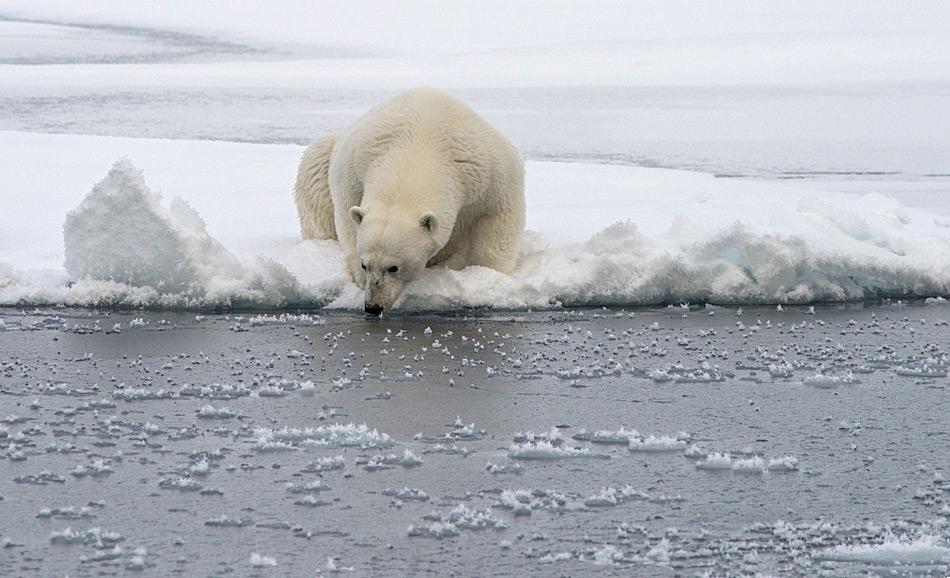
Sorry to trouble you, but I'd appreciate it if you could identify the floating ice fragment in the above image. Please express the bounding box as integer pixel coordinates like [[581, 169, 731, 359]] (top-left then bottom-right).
[[803, 372, 858, 387], [362, 449, 423, 471], [302, 455, 345, 472], [572, 427, 639, 444], [816, 534, 950, 565], [628, 435, 687, 452], [195, 405, 237, 419], [252, 423, 394, 451], [767, 456, 800, 471], [695, 453, 734, 470], [382, 487, 430, 502], [539, 552, 573, 564], [590, 544, 624, 566], [731, 456, 766, 474], [249, 553, 277, 567], [407, 521, 460, 539], [205, 515, 253, 527], [507, 440, 609, 460]]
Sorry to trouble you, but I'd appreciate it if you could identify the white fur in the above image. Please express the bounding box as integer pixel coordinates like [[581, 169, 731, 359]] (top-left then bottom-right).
[[294, 87, 525, 311]]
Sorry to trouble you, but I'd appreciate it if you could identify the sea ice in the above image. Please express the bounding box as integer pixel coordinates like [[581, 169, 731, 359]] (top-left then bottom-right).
[[252, 423, 394, 450], [628, 435, 688, 452], [507, 440, 610, 460], [7, 151, 950, 310], [816, 534, 950, 565], [57, 160, 325, 308]]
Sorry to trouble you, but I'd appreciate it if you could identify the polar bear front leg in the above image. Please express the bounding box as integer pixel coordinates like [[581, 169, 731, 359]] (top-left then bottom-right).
[[343, 249, 365, 287], [466, 212, 522, 274], [334, 205, 365, 286]]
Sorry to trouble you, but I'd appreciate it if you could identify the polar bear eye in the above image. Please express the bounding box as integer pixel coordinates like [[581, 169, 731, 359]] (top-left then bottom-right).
[[387, 266, 399, 273], [361, 263, 367, 271]]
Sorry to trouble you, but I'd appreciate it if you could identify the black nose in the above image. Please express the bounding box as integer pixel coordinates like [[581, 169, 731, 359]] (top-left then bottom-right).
[[364, 303, 383, 316]]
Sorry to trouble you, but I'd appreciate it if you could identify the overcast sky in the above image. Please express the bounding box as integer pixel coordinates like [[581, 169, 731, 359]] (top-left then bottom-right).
[[2, 1, 948, 56]]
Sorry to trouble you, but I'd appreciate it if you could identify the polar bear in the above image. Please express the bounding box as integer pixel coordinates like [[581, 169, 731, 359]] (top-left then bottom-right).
[[294, 88, 525, 314]]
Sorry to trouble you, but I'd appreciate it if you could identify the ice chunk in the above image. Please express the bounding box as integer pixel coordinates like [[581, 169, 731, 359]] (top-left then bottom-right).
[[816, 534, 950, 565], [767, 456, 800, 471], [731, 456, 766, 474], [507, 440, 610, 460], [252, 423, 394, 450], [803, 372, 859, 387], [59, 160, 326, 308], [628, 435, 688, 452], [63, 160, 238, 294], [539, 552, 573, 564], [696, 452, 734, 470], [249, 553, 277, 567], [572, 427, 639, 444]]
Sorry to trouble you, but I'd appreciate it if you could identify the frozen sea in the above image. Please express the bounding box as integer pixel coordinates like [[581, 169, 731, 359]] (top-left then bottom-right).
[[1, 2, 950, 576]]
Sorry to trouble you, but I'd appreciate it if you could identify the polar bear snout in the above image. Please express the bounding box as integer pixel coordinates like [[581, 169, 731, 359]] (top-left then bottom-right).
[[362, 270, 407, 315], [364, 303, 383, 316]]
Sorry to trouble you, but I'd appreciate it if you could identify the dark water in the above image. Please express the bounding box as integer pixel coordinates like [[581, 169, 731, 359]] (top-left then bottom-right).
[[1, 304, 948, 576]]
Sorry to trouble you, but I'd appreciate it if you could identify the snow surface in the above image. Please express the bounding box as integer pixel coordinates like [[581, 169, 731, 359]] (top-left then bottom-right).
[[2, 132, 950, 310]]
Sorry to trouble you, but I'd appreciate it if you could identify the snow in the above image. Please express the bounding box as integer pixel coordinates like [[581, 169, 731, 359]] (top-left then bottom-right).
[[56, 159, 323, 308], [4, 132, 950, 310]]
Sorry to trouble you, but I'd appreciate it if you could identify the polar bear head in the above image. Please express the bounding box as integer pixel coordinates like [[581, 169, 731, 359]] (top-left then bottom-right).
[[350, 205, 440, 314]]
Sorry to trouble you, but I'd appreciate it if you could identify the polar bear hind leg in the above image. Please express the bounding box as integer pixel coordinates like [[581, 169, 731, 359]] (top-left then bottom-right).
[[293, 134, 338, 240], [466, 211, 523, 274]]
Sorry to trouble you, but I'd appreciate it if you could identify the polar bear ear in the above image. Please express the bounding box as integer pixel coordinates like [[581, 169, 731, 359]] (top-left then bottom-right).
[[419, 212, 437, 233], [349, 206, 366, 225]]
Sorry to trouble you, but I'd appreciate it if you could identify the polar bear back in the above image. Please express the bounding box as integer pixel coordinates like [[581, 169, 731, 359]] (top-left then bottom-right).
[[328, 87, 524, 221]]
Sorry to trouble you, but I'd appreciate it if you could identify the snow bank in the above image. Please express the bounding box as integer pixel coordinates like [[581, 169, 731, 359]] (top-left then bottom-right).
[[3, 135, 950, 310], [54, 160, 330, 308]]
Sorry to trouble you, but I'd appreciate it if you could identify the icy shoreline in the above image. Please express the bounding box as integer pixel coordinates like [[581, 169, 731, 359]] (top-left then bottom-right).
[[2, 132, 949, 311]]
